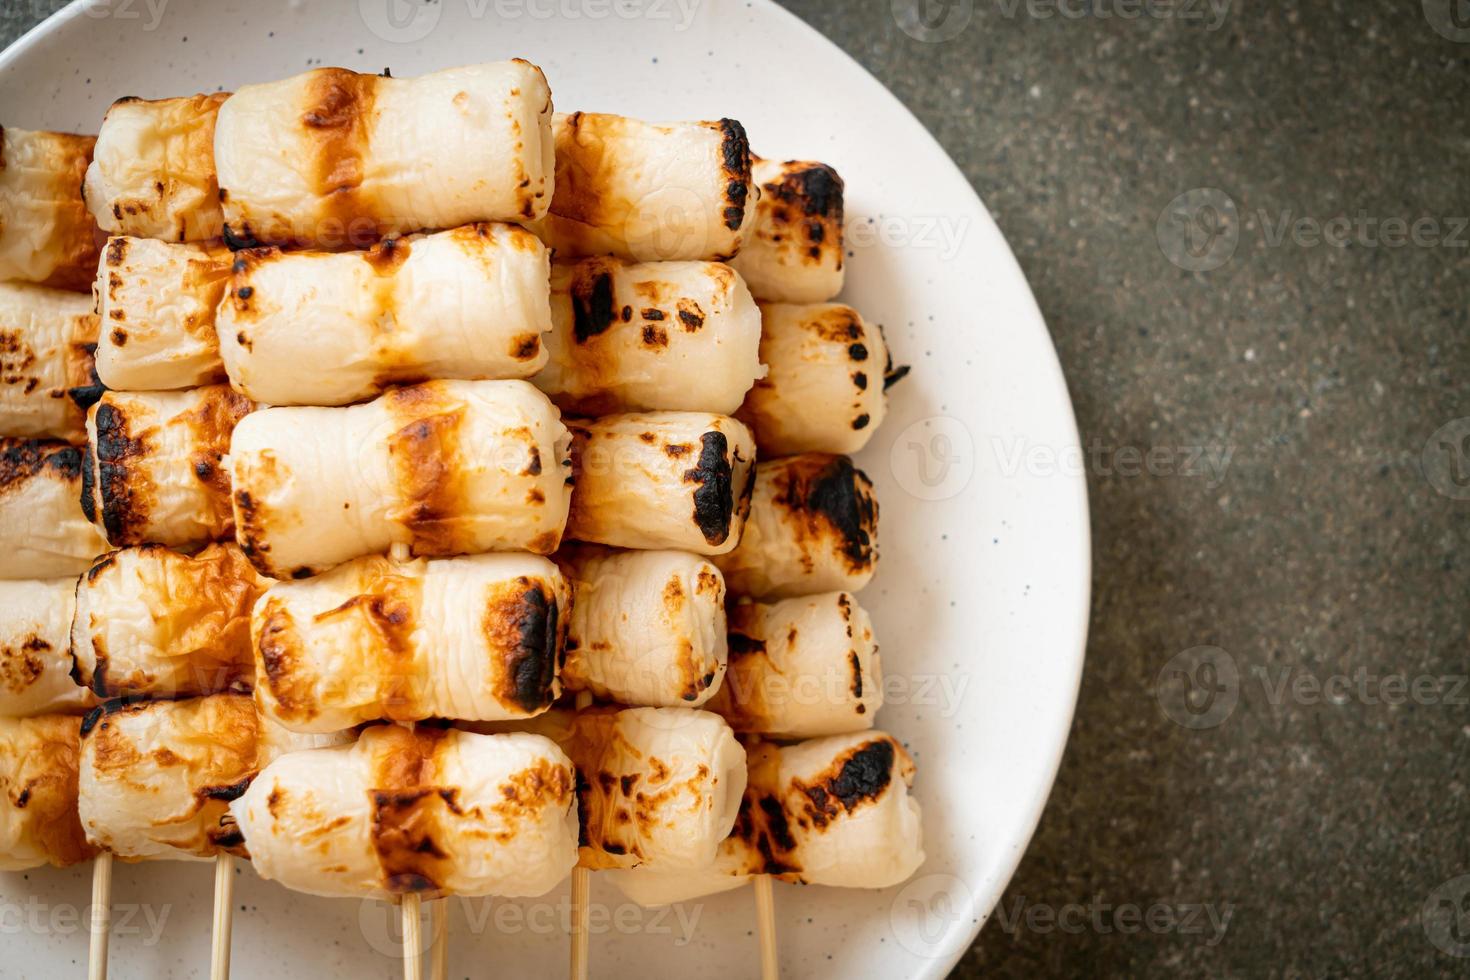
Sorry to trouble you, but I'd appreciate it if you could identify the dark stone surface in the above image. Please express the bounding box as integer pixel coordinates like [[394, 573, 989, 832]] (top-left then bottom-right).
[[3, 1, 1466, 977]]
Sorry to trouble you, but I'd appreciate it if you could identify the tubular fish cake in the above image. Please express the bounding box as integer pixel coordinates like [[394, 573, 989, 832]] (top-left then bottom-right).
[[0, 579, 95, 718], [527, 112, 755, 262], [729, 158, 845, 304], [229, 379, 572, 579], [0, 126, 101, 292], [558, 547, 728, 708], [84, 93, 229, 242], [253, 552, 570, 733], [93, 236, 232, 390], [70, 543, 267, 700], [231, 725, 579, 899], [737, 303, 889, 456], [0, 281, 99, 442], [218, 223, 552, 406], [566, 412, 755, 556], [505, 707, 746, 872], [709, 592, 881, 739], [0, 438, 106, 579], [714, 454, 878, 600], [0, 714, 97, 870], [535, 257, 763, 416], [610, 731, 924, 905], [214, 61, 555, 248], [84, 385, 253, 549], [77, 694, 347, 861]]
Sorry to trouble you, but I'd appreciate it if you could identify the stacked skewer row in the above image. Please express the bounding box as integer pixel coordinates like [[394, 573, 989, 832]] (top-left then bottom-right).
[[0, 58, 922, 979]]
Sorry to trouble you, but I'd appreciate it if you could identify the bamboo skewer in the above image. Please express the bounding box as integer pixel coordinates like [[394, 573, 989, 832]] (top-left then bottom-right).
[[88, 851, 113, 980], [429, 899, 448, 980], [569, 866, 591, 980], [753, 874, 779, 980], [211, 854, 235, 979], [403, 893, 423, 980]]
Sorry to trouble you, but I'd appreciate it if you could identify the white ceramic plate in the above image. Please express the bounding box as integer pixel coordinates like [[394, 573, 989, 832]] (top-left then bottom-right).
[[0, 1, 1089, 976]]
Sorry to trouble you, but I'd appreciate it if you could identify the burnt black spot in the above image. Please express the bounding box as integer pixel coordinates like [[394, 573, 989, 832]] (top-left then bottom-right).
[[94, 403, 146, 543], [727, 631, 766, 658], [642, 308, 664, 321], [849, 651, 863, 699], [677, 308, 704, 330], [789, 165, 844, 218], [105, 238, 128, 265], [853, 371, 868, 391], [717, 119, 752, 230], [602, 842, 627, 856], [79, 698, 131, 738], [222, 224, 262, 251], [236, 286, 254, 300], [572, 271, 616, 343], [824, 740, 894, 809], [200, 777, 253, 803], [848, 343, 869, 361], [884, 364, 911, 390], [759, 795, 797, 852], [14, 788, 30, 808], [210, 828, 246, 850], [851, 414, 870, 431], [619, 774, 637, 796], [621, 305, 632, 322], [90, 653, 110, 697], [508, 586, 560, 712], [685, 431, 735, 546], [807, 456, 877, 568]]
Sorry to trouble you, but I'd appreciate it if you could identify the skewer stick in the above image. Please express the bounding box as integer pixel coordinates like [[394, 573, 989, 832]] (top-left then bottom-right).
[[569, 689, 594, 980], [211, 854, 235, 979], [402, 893, 423, 980], [385, 543, 430, 980], [569, 867, 591, 980], [753, 874, 779, 980], [429, 899, 448, 980], [88, 851, 113, 980]]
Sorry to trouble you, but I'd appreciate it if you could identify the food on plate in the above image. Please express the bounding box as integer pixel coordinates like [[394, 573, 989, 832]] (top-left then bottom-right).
[[83, 385, 253, 549], [93, 236, 232, 390], [214, 61, 555, 248], [557, 546, 727, 708], [497, 706, 746, 871], [70, 543, 267, 699], [83, 93, 229, 242], [736, 302, 890, 456], [252, 552, 570, 732], [0, 714, 97, 870], [534, 256, 763, 416], [0, 579, 95, 717], [610, 731, 923, 905], [0, 439, 106, 579], [708, 592, 881, 739], [527, 112, 754, 262], [729, 158, 845, 303], [0, 281, 100, 442], [229, 379, 571, 578], [566, 412, 754, 555], [714, 454, 878, 600], [77, 694, 347, 861], [231, 724, 579, 899], [217, 223, 552, 406], [0, 126, 101, 292]]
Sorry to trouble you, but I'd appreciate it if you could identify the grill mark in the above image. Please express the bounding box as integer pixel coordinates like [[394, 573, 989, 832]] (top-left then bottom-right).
[[303, 69, 380, 239], [385, 389, 468, 556], [684, 431, 735, 546]]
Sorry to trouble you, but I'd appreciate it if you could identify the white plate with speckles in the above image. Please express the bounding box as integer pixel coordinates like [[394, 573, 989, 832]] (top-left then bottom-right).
[[0, 1, 1089, 976]]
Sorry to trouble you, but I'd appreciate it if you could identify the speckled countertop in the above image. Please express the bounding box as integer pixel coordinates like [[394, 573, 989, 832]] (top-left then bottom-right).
[[3, 1, 1466, 977]]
